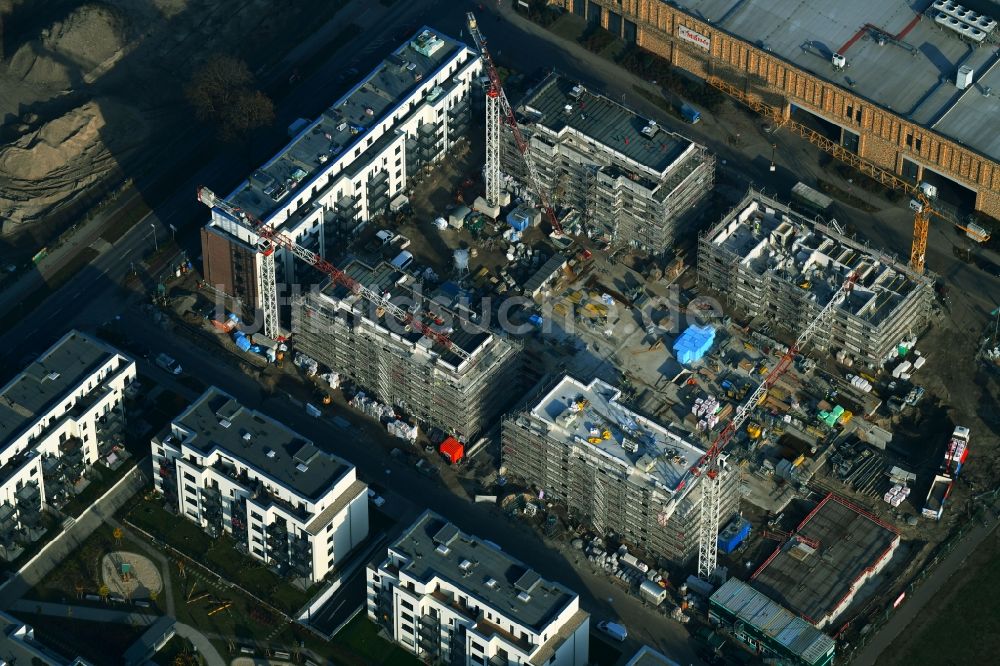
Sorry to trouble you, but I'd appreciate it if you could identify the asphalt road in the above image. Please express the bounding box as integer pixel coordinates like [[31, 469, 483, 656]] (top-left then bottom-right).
[[1, 2, 998, 664], [125, 308, 702, 663]]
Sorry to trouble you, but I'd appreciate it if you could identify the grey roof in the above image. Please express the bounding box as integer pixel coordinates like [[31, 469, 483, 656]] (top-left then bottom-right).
[[625, 646, 681, 666], [711, 579, 835, 666], [0, 330, 124, 449], [392, 511, 578, 632], [522, 253, 568, 295], [751, 493, 899, 625], [123, 616, 175, 666], [316, 258, 492, 366], [669, 0, 1000, 163], [172, 387, 351, 501], [228, 27, 467, 221], [520, 74, 694, 174]]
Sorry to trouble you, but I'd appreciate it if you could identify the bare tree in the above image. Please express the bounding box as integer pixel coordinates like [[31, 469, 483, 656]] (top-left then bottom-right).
[[185, 55, 273, 141]]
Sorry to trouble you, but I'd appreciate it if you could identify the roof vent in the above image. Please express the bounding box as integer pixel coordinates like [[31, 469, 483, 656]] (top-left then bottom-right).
[[219, 418, 232, 429], [242, 432, 252, 442], [265, 448, 276, 459], [46, 371, 60, 381], [296, 463, 309, 473], [485, 577, 498, 589], [458, 559, 472, 571], [517, 591, 532, 603], [435, 543, 450, 556]]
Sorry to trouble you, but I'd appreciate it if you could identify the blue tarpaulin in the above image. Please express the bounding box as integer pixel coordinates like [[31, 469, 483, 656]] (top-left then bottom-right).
[[507, 209, 531, 232], [673, 325, 715, 364], [233, 331, 251, 352]]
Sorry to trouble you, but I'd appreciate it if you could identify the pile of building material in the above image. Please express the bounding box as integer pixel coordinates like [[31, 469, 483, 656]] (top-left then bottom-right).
[[693, 396, 721, 431], [293, 352, 318, 376], [846, 374, 873, 393], [349, 391, 394, 421], [387, 419, 418, 442], [319, 372, 340, 389], [883, 484, 911, 507]]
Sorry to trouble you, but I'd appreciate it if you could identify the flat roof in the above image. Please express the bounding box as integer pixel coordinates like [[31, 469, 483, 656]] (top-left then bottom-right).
[[669, 0, 1000, 163], [520, 74, 695, 174], [391, 511, 578, 632], [0, 330, 123, 449], [228, 27, 468, 221], [314, 258, 493, 368], [625, 646, 682, 666], [530, 375, 705, 493], [751, 493, 900, 625], [706, 191, 932, 325], [711, 578, 836, 665], [173, 387, 351, 501]]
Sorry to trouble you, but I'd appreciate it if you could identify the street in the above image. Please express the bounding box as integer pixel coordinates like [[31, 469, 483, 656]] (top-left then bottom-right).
[[0, 2, 998, 665]]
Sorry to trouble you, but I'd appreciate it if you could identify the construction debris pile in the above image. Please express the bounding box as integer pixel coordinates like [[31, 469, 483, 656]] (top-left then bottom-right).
[[293, 352, 319, 377]]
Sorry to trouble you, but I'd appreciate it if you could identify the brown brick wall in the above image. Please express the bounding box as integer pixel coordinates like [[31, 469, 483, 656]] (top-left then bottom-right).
[[551, 0, 1000, 217], [200, 227, 257, 306]]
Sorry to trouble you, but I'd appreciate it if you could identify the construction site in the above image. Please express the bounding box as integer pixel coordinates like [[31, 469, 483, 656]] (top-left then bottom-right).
[[178, 6, 1000, 664]]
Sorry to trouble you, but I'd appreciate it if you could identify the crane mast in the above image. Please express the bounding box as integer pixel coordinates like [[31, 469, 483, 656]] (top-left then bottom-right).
[[690, 272, 858, 580], [197, 187, 470, 359], [466, 12, 563, 235]]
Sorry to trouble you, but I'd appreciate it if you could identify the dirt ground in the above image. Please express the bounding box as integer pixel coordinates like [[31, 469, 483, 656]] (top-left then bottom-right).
[[100, 550, 163, 599], [0, 0, 346, 248]]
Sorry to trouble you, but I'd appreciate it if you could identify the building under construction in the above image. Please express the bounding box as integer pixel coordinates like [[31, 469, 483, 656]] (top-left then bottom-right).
[[698, 190, 936, 368], [502, 73, 715, 253], [501, 375, 738, 565], [293, 260, 522, 442], [751, 492, 900, 629]]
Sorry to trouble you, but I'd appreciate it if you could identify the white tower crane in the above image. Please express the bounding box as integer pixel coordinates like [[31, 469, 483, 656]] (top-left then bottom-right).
[[666, 272, 859, 580], [466, 12, 563, 235], [197, 187, 470, 359]]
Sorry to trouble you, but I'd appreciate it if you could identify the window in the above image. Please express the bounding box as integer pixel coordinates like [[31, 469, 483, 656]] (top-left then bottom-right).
[[394, 169, 402, 180], [395, 145, 401, 155], [914, 137, 923, 151], [394, 157, 401, 167], [183, 472, 195, 482], [400, 598, 414, 611]]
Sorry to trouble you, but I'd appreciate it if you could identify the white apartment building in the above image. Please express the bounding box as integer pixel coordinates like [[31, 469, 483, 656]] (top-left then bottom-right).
[[152, 387, 368, 583], [368, 511, 590, 666], [0, 330, 135, 560], [201, 26, 482, 312]]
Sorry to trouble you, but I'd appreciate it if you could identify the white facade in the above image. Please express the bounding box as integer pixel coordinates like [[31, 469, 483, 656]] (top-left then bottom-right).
[[368, 512, 589, 666], [0, 330, 135, 549], [203, 27, 482, 311], [152, 387, 367, 582]]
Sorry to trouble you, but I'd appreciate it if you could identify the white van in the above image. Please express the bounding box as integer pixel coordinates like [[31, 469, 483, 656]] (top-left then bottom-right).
[[391, 250, 414, 271]]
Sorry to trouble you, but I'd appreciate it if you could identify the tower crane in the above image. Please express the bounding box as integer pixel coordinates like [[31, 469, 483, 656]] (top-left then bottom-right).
[[196, 187, 470, 359], [705, 77, 990, 274], [667, 271, 858, 581], [466, 12, 564, 235]]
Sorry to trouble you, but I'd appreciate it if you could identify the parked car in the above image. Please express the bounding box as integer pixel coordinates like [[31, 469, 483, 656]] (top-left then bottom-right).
[[155, 353, 182, 375], [597, 621, 627, 642]]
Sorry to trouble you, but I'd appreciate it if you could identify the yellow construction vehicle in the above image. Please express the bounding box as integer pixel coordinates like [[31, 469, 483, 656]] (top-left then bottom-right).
[[747, 423, 763, 439], [587, 436, 603, 444]]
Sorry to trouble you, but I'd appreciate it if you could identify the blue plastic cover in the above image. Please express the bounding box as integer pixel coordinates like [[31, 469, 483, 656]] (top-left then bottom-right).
[[528, 314, 543, 326], [507, 209, 530, 232], [233, 331, 251, 352], [672, 325, 716, 364]]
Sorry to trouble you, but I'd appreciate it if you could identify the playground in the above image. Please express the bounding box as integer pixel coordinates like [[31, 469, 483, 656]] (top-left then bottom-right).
[[100, 551, 162, 600]]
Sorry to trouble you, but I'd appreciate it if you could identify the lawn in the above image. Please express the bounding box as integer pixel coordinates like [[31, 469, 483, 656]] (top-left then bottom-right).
[[328, 614, 421, 666], [11, 612, 147, 666], [62, 460, 137, 518], [893, 535, 1000, 665], [124, 497, 315, 613]]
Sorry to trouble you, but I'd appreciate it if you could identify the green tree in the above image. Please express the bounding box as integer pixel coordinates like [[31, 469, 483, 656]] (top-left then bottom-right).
[[185, 55, 275, 141]]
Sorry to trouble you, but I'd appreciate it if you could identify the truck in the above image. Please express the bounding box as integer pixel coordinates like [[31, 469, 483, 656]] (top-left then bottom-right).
[[942, 426, 970, 476], [679, 103, 701, 124], [155, 353, 182, 375], [922, 473, 954, 520]]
